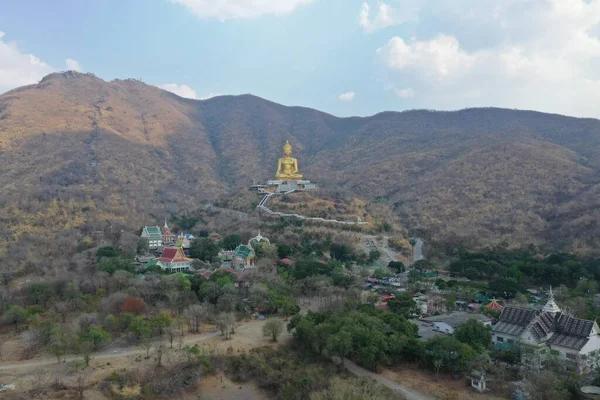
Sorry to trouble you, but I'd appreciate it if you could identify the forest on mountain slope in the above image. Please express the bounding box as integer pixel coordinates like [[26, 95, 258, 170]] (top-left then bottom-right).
[[1, 71, 600, 272]]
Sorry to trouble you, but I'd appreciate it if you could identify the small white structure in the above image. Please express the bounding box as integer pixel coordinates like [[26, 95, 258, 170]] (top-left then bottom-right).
[[468, 370, 486, 393]]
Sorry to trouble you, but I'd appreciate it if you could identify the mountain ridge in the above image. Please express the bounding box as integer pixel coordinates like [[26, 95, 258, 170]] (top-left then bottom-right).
[[1, 71, 600, 268]]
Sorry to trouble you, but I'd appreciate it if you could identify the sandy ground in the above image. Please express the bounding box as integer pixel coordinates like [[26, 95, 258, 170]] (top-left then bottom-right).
[[0, 318, 288, 399], [192, 375, 267, 400], [380, 367, 509, 400]]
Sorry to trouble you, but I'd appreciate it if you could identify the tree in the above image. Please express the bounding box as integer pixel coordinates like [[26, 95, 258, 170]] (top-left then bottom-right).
[[137, 238, 149, 255], [368, 250, 381, 263], [413, 259, 434, 272], [189, 238, 220, 262], [489, 278, 521, 298], [263, 318, 284, 342], [327, 331, 353, 367], [277, 243, 293, 259], [3, 305, 27, 331], [387, 293, 417, 318], [387, 261, 405, 273], [220, 234, 242, 250], [81, 325, 111, 350], [372, 268, 391, 280], [216, 312, 237, 340], [47, 324, 68, 362], [184, 304, 207, 333], [121, 297, 145, 314], [454, 320, 492, 352], [151, 312, 172, 335], [127, 316, 151, 341]]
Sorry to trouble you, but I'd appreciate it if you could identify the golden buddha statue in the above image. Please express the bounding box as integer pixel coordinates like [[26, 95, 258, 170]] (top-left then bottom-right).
[[276, 140, 303, 180]]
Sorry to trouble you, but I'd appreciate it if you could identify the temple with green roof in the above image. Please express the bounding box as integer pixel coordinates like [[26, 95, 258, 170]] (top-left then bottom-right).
[[141, 226, 163, 249]]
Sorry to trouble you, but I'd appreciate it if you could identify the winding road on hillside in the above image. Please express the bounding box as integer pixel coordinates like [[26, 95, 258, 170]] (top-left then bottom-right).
[[413, 239, 424, 263]]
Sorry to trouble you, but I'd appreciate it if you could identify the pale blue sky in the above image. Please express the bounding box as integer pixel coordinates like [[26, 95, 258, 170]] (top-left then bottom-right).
[[1, 0, 600, 118]]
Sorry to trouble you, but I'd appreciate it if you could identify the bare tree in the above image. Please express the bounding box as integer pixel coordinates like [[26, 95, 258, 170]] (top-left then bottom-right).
[[184, 304, 207, 333], [55, 301, 70, 324], [74, 368, 90, 400]]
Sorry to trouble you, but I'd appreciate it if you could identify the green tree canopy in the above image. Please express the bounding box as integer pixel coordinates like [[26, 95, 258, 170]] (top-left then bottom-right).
[[189, 237, 220, 262], [220, 234, 242, 250], [454, 319, 491, 352]]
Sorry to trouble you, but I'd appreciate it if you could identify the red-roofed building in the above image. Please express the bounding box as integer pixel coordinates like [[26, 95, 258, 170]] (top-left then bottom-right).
[[155, 247, 193, 273], [485, 299, 504, 312], [161, 220, 177, 246], [279, 258, 293, 266]]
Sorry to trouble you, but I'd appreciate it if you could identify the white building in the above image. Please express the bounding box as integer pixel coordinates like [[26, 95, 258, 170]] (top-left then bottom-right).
[[492, 289, 600, 371]]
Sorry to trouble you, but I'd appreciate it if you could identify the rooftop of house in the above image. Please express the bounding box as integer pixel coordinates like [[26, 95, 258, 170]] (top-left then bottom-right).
[[421, 311, 491, 328]]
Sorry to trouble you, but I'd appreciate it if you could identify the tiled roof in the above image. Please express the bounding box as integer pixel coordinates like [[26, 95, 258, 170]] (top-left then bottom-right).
[[156, 247, 191, 263], [143, 226, 162, 239], [493, 321, 528, 336], [498, 306, 539, 325], [555, 314, 594, 337], [547, 333, 589, 350], [234, 245, 254, 260]]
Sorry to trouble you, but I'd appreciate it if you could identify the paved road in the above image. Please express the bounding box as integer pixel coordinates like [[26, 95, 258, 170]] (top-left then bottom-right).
[[413, 239, 424, 263], [0, 329, 225, 371], [341, 358, 432, 400]]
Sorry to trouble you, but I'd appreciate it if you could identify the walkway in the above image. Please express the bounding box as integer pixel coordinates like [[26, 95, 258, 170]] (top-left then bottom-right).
[[257, 192, 367, 226], [341, 358, 432, 400]]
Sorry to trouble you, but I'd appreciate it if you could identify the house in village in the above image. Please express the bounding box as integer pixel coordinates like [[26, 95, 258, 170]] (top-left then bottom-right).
[[154, 247, 193, 273], [492, 289, 600, 371], [141, 226, 163, 250], [421, 311, 491, 335]]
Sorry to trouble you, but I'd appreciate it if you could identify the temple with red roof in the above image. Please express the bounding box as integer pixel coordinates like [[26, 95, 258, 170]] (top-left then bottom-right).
[[155, 247, 193, 273], [161, 219, 177, 246], [485, 299, 504, 312]]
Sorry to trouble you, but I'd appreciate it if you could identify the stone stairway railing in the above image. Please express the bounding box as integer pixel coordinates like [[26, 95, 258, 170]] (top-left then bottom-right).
[[257, 191, 367, 225]]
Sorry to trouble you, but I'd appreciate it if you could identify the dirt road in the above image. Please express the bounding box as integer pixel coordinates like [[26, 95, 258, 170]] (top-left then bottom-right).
[[0, 328, 227, 371], [336, 357, 432, 400]]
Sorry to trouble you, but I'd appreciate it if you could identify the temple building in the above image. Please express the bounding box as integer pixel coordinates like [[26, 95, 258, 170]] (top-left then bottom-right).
[[248, 231, 270, 249], [161, 220, 176, 246], [492, 289, 600, 371], [155, 247, 193, 273], [141, 226, 163, 250]]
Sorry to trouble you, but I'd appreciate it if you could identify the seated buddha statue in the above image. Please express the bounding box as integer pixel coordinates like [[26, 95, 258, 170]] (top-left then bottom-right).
[[276, 140, 303, 180]]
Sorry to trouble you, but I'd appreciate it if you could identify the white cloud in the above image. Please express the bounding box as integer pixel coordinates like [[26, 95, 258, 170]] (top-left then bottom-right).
[[171, 0, 313, 20], [198, 93, 222, 100], [65, 58, 82, 72], [157, 83, 198, 99], [373, 0, 600, 118], [395, 88, 415, 98], [0, 31, 54, 92], [360, 1, 419, 32], [339, 91, 355, 102], [378, 35, 475, 83]]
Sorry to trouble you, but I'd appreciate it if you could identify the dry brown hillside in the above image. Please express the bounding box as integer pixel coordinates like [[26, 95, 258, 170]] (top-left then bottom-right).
[[1, 71, 600, 269]]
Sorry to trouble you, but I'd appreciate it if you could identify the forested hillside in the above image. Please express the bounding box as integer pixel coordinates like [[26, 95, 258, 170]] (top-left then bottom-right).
[[2, 71, 600, 272]]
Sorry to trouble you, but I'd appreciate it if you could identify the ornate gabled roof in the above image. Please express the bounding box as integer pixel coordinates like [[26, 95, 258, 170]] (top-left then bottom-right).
[[142, 226, 162, 239], [542, 287, 561, 314], [161, 220, 176, 238], [493, 306, 541, 337], [156, 247, 191, 263], [234, 244, 255, 260], [486, 299, 504, 311], [555, 313, 594, 337], [248, 231, 269, 249]]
